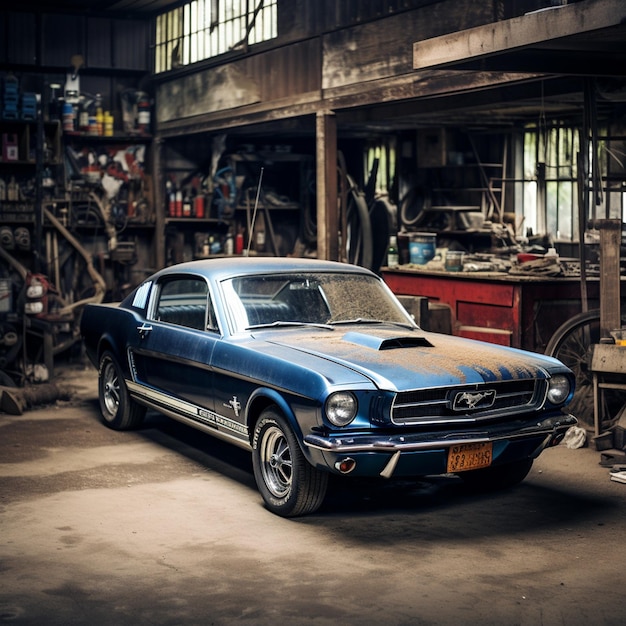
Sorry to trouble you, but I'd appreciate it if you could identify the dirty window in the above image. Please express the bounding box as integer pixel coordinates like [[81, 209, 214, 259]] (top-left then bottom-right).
[[153, 277, 217, 331], [223, 272, 412, 332]]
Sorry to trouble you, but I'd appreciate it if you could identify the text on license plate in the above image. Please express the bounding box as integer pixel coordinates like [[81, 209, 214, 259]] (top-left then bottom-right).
[[447, 442, 493, 472]]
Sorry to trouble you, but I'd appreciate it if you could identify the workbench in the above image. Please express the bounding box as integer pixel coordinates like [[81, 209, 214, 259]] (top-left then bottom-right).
[[382, 266, 609, 354], [591, 343, 626, 436]]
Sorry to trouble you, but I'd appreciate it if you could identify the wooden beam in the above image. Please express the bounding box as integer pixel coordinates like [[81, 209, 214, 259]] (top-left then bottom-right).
[[315, 111, 338, 261], [598, 219, 622, 338], [413, 0, 626, 70]]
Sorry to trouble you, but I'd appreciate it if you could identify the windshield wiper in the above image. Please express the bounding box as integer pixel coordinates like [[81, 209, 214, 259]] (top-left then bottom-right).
[[247, 321, 334, 330], [328, 318, 384, 325]]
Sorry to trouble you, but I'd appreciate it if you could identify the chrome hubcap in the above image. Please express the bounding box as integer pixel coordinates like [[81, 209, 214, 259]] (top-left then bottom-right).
[[102, 361, 120, 418], [261, 426, 292, 498]]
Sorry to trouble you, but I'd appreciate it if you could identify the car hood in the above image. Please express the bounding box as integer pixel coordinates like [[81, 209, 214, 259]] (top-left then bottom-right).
[[262, 326, 560, 391]]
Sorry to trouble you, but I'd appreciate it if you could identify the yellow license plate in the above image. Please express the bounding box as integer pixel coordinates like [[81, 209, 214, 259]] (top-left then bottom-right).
[[447, 442, 493, 472]]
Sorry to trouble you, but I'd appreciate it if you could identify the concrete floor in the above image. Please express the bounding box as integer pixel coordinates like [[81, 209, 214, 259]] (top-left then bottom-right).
[[1, 362, 626, 626]]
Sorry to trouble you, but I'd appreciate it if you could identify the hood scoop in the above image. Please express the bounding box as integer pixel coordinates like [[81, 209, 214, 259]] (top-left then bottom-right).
[[342, 331, 433, 351]]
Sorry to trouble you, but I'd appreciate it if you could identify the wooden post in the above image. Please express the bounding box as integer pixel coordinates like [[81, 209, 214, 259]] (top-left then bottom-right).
[[598, 219, 622, 338], [315, 111, 338, 261]]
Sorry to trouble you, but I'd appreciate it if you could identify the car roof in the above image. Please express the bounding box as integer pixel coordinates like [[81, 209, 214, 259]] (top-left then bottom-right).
[[150, 257, 375, 282]]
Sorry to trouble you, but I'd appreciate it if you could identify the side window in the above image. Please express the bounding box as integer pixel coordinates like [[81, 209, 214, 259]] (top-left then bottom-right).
[[153, 277, 214, 331]]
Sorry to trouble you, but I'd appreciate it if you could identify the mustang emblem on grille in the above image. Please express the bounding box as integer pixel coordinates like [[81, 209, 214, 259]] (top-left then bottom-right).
[[453, 390, 496, 411]]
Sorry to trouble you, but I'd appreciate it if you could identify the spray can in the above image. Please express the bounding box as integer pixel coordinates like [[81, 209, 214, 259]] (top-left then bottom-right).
[[62, 101, 75, 132], [137, 95, 151, 135], [194, 193, 205, 218], [235, 231, 244, 255], [224, 231, 234, 256]]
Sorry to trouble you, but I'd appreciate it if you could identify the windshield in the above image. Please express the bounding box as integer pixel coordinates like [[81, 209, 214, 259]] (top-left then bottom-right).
[[222, 271, 413, 333]]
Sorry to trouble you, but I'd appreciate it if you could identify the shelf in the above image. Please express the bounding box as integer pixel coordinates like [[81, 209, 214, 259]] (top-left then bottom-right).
[[0, 210, 35, 223], [64, 132, 152, 144], [229, 151, 312, 163], [165, 217, 229, 225], [0, 158, 61, 166], [235, 203, 299, 211], [1, 120, 61, 164]]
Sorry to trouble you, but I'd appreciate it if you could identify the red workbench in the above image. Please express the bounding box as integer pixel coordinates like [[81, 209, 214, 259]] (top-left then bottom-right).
[[382, 267, 606, 354]]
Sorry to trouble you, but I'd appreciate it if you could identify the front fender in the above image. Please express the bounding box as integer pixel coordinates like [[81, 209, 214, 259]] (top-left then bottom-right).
[[244, 386, 329, 468], [245, 387, 307, 441]]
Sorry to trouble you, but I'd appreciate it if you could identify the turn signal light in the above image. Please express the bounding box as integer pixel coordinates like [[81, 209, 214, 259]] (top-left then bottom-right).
[[334, 458, 356, 474]]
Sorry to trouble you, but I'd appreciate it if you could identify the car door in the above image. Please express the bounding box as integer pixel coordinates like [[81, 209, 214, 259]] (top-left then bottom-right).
[[129, 275, 218, 416]]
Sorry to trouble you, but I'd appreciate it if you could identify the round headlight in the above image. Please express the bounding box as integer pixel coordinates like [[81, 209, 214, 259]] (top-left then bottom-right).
[[547, 374, 571, 405], [325, 392, 357, 427]]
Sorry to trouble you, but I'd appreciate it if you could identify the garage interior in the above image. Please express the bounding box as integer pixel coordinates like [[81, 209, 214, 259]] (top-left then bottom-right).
[[0, 1, 625, 445], [2, 2, 626, 624]]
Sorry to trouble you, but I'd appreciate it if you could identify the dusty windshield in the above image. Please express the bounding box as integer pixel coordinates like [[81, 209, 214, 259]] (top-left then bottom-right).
[[222, 272, 413, 332]]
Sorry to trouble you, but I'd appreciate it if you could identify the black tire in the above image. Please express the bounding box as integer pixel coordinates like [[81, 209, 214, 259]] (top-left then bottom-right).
[[252, 407, 328, 517], [545, 309, 626, 427], [460, 458, 533, 491], [98, 350, 145, 430]]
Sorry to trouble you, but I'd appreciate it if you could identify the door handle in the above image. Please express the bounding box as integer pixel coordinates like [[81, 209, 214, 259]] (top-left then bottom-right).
[[137, 323, 153, 338]]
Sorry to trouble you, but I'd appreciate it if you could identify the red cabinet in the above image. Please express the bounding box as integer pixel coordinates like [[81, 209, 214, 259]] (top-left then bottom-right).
[[383, 268, 608, 353]]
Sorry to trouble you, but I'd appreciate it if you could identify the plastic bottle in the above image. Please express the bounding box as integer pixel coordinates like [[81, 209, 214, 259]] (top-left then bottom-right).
[[7, 177, 19, 201], [387, 235, 399, 268], [224, 231, 234, 256], [235, 230, 244, 255], [137, 95, 151, 135], [255, 212, 266, 252], [87, 97, 98, 135], [95, 94, 104, 136], [62, 101, 75, 132], [182, 188, 192, 217], [104, 111, 114, 136], [166, 180, 176, 217], [194, 191, 205, 218], [175, 188, 183, 218], [78, 97, 89, 133]]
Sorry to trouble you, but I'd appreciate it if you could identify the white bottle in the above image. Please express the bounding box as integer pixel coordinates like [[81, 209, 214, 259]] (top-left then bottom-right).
[[224, 231, 234, 256], [387, 235, 399, 268]]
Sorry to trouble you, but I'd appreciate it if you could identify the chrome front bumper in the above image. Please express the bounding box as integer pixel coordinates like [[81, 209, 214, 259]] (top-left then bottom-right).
[[303, 414, 578, 454]]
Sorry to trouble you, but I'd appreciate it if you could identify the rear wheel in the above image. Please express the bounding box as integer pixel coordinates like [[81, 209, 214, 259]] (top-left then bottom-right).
[[98, 350, 145, 430], [460, 458, 533, 491], [252, 407, 328, 517]]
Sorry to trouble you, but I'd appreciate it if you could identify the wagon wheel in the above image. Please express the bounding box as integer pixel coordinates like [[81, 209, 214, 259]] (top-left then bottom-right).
[[545, 309, 626, 429], [337, 154, 373, 270]]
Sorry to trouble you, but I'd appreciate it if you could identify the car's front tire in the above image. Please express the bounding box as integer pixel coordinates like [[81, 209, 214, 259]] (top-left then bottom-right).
[[98, 350, 145, 430], [460, 458, 533, 491], [252, 407, 328, 517]]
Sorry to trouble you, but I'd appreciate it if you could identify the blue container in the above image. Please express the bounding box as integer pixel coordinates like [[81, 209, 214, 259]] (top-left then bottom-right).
[[409, 233, 436, 264]]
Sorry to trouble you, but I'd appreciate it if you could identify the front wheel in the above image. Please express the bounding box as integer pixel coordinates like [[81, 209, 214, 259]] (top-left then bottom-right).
[[252, 407, 328, 517], [98, 350, 145, 430], [460, 458, 533, 491]]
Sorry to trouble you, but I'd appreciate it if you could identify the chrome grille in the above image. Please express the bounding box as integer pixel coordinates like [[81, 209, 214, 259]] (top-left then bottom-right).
[[391, 379, 544, 425]]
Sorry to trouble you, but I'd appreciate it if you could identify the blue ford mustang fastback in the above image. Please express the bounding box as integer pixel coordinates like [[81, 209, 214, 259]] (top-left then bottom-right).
[[80, 257, 577, 516]]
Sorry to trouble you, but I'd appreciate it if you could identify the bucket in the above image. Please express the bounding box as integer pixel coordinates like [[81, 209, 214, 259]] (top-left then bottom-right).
[[409, 233, 436, 265], [444, 250, 464, 272]]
